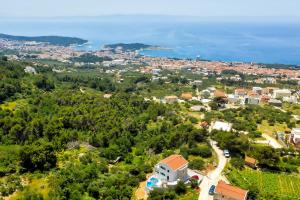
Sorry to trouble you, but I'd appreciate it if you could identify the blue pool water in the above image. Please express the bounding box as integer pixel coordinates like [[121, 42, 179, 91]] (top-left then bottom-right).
[[147, 177, 159, 188]]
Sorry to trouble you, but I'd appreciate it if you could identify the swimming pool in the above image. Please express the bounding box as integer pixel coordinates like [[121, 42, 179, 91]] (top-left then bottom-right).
[[147, 177, 159, 188]]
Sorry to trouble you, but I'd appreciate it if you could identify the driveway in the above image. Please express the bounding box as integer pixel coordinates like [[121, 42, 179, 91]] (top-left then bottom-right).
[[255, 133, 283, 149], [198, 140, 227, 200]]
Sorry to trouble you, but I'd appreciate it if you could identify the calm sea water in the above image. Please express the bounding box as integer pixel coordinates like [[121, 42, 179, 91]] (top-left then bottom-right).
[[1, 18, 300, 65]]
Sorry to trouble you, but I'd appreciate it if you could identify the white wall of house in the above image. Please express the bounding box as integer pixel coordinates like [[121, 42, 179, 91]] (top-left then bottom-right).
[[154, 163, 188, 182]]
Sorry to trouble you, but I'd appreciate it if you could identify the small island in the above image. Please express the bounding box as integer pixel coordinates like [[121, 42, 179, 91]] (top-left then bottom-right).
[[103, 43, 155, 51], [0, 33, 88, 46]]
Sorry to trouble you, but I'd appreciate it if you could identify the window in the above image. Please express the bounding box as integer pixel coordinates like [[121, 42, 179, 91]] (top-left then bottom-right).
[[160, 172, 165, 176], [160, 166, 166, 170]]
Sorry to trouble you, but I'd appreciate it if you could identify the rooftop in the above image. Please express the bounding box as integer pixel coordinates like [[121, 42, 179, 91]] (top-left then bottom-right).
[[181, 92, 193, 100], [214, 90, 226, 98], [212, 121, 232, 132], [215, 181, 248, 200], [160, 154, 188, 171], [245, 156, 257, 165]]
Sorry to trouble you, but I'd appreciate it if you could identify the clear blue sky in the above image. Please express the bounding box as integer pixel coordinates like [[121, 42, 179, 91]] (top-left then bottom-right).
[[0, 0, 299, 18]]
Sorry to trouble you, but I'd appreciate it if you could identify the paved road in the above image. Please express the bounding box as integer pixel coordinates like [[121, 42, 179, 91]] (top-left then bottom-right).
[[255, 133, 283, 149], [198, 140, 227, 200]]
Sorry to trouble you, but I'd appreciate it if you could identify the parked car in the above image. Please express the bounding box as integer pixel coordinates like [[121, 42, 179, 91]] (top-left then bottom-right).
[[223, 149, 230, 158], [209, 185, 216, 195]]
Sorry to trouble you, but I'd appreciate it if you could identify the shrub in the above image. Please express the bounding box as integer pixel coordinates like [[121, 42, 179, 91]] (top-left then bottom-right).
[[230, 157, 244, 169], [188, 158, 205, 170], [175, 181, 187, 195]]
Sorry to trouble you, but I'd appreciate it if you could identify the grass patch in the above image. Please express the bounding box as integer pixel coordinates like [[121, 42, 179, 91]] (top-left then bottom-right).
[[258, 120, 290, 135], [283, 103, 300, 116], [178, 188, 199, 200], [11, 177, 50, 200]]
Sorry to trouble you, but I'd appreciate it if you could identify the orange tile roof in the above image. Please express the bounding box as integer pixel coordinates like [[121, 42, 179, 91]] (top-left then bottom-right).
[[181, 92, 193, 100], [235, 88, 246, 93], [160, 155, 188, 171], [247, 91, 258, 97], [215, 181, 248, 200], [245, 156, 257, 165], [214, 90, 226, 98]]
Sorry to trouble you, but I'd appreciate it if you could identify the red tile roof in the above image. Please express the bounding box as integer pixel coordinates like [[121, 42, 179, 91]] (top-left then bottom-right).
[[215, 181, 248, 200], [214, 90, 226, 98], [245, 156, 257, 165], [160, 155, 188, 171], [181, 92, 193, 100]]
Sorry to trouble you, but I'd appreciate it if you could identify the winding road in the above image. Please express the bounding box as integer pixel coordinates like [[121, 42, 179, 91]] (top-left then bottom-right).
[[198, 140, 227, 200]]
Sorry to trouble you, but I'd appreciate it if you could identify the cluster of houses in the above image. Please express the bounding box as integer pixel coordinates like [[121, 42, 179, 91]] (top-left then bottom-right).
[[162, 86, 298, 108], [146, 154, 249, 200]]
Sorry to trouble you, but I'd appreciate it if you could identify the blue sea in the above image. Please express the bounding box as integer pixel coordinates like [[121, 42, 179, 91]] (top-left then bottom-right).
[[1, 17, 300, 65]]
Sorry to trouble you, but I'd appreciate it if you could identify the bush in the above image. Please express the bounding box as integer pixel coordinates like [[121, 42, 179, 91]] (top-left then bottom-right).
[[188, 158, 205, 170], [148, 189, 176, 200], [230, 157, 244, 169], [189, 145, 212, 158], [175, 181, 187, 195], [190, 179, 199, 189]]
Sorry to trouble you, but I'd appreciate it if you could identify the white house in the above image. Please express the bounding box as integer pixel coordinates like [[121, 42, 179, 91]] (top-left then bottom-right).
[[154, 155, 189, 183], [245, 96, 260, 105], [227, 94, 240, 104], [273, 89, 291, 99], [211, 121, 233, 132], [192, 80, 203, 86], [291, 128, 300, 144], [24, 66, 37, 74], [252, 87, 263, 95]]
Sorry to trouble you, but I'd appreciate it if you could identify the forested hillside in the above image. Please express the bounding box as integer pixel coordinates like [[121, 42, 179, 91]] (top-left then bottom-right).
[[0, 33, 87, 46], [0, 59, 208, 199]]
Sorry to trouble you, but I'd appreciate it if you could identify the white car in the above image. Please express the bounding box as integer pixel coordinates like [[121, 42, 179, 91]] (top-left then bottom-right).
[[223, 149, 230, 158]]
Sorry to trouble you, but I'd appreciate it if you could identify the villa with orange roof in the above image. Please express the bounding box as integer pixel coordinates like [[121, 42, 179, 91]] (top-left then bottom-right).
[[145, 154, 189, 192], [214, 180, 248, 200], [181, 92, 193, 101], [155, 154, 189, 182]]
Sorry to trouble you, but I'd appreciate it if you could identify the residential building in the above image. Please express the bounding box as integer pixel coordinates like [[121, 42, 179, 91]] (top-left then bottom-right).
[[214, 181, 248, 200], [152, 68, 161, 75], [211, 121, 232, 132], [283, 96, 298, 103], [262, 87, 277, 95], [260, 95, 270, 103], [214, 90, 227, 99], [291, 128, 300, 144], [244, 156, 257, 169], [192, 80, 203, 86], [234, 88, 247, 97], [103, 94, 112, 99], [252, 87, 263, 95], [154, 155, 189, 182], [164, 96, 178, 104], [24, 66, 37, 74], [190, 105, 206, 112], [227, 94, 240, 104], [181, 92, 193, 101], [268, 99, 282, 107], [273, 89, 291, 99], [245, 96, 260, 105]]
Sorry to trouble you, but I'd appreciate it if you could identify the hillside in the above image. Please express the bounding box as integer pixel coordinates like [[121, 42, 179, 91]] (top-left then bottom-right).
[[0, 33, 88, 46]]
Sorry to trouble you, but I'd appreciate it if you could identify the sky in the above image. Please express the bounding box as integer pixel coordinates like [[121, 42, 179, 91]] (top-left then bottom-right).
[[0, 0, 299, 19]]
